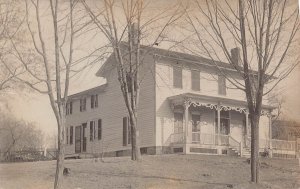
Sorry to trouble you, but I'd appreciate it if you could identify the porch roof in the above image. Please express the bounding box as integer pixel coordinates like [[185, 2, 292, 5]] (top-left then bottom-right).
[[167, 93, 275, 111]]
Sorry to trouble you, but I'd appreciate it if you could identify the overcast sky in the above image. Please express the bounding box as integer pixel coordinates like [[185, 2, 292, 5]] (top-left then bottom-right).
[[1, 0, 300, 136]]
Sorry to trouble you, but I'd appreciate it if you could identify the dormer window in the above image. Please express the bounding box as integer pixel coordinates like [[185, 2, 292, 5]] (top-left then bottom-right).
[[91, 94, 98, 109], [173, 66, 182, 88], [66, 101, 73, 115], [80, 98, 86, 112]]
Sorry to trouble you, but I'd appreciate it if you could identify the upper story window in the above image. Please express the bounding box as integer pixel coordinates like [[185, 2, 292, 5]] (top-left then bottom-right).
[[191, 70, 200, 91], [91, 94, 98, 109], [218, 75, 226, 95], [66, 101, 73, 115], [173, 66, 182, 88], [80, 98, 86, 112]]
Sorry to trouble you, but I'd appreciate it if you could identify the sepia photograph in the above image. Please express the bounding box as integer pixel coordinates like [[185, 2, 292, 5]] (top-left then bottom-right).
[[0, 0, 300, 188]]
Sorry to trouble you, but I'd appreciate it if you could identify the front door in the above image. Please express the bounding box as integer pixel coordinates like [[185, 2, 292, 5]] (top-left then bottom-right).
[[75, 126, 82, 153]]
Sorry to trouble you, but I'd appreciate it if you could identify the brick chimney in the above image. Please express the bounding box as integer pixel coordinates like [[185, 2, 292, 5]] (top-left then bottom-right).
[[231, 47, 241, 67]]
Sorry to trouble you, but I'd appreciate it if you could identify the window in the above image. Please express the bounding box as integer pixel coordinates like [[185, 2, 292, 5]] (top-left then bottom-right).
[[174, 112, 183, 133], [173, 66, 182, 88], [218, 75, 226, 95], [90, 121, 96, 141], [215, 110, 230, 135], [66, 101, 72, 115], [192, 114, 201, 132], [91, 94, 98, 109], [123, 117, 131, 146], [98, 119, 102, 140], [191, 70, 200, 91], [70, 126, 73, 145], [80, 98, 86, 112]]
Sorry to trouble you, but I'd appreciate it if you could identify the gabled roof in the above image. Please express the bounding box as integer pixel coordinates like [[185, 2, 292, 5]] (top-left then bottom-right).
[[67, 84, 107, 100], [96, 43, 246, 78]]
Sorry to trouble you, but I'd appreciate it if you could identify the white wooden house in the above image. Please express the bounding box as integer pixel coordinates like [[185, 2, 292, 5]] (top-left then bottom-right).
[[65, 46, 296, 158]]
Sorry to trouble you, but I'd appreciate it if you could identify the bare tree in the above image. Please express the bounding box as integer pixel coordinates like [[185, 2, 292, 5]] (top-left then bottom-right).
[[4, 0, 106, 188], [0, 114, 43, 160], [185, 0, 299, 183], [0, 0, 23, 91], [82, 0, 183, 161]]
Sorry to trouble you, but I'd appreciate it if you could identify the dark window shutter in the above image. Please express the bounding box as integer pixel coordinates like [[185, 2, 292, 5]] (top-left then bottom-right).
[[191, 70, 200, 91], [70, 102, 72, 114], [173, 66, 182, 88], [70, 126, 73, 145], [90, 121, 93, 141], [123, 117, 128, 146], [98, 119, 102, 140], [218, 75, 226, 95], [128, 119, 131, 144], [91, 95, 94, 108]]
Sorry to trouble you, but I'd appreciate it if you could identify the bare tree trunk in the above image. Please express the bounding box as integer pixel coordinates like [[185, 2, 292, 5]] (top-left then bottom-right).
[[54, 111, 65, 189], [250, 114, 260, 183], [130, 114, 141, 161]]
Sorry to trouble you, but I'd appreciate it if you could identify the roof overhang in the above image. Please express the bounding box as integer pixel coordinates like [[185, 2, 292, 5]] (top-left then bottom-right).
[[168, 93, 275, 115]]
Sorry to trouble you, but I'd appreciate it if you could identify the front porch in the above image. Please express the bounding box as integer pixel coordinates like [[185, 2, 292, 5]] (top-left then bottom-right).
[[167, 93, 273, 157]]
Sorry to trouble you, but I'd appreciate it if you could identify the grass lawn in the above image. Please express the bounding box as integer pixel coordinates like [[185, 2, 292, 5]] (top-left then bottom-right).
[[0, 154, 299, 189]]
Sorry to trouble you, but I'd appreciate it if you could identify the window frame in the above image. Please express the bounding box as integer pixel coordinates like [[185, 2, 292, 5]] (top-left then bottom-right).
[[80, 98, 87, 112], [66, 101, 73, 115], [91, 94, 98, 109], [173, 66, 183, 88]]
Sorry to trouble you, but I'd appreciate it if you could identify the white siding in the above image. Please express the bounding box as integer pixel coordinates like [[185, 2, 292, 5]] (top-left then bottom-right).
[[65, 55, 156, 154]]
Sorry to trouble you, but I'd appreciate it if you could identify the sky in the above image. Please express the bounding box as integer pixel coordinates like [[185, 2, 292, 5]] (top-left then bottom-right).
[[1, 0, 300, 137]]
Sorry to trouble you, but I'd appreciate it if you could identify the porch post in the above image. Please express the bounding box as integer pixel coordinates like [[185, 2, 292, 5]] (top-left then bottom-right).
[[245, 111, 249, 148], [268, 113, 273, 157], [217, 105, 221, 146], [184, 99, 190, 154]]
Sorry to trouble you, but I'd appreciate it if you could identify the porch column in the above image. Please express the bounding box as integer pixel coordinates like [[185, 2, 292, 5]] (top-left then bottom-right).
[[245, 111, 249, 148], [184, 100, 190, 154], [217, 105, 221, 145], [268, 113, 273, 157]]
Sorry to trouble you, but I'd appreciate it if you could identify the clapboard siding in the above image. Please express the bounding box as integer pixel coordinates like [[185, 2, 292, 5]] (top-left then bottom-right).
[[65, 54, 156, 154], [154, 59, 271, 147]]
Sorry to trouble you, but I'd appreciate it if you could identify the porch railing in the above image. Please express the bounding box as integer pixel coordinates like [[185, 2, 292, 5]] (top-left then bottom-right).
[[247, 136, 296, 151], [170, 132, 184, 144], [271, 139, 296, 151], [191, 133, 229, 146]]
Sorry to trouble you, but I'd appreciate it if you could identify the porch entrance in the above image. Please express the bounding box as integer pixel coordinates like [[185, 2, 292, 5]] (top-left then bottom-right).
[[215, 110, 230, 135], [75, 126, 81, 153], [74, 123, 87, 153]]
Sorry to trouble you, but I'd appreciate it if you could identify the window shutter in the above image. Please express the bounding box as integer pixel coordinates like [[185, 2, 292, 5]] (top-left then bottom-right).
[[98, 119, 102, 140], [91, 95, 94, 108], [123, 117, 128, 146], [90, 121, 93, 141], [191, 70, 200, 91], [70, 102, 72, 114], [173, 66, 182, 88], [70, 126, 73, 145], [218, 75, 226, 95]]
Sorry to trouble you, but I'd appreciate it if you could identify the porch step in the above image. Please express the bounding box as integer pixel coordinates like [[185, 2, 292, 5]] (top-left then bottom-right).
[[242, 148, 251, 158], [228, 147, 240, 156]]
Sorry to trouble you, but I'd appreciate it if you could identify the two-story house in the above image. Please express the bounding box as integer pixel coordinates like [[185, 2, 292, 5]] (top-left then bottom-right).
[[65, 45, 275, 158]]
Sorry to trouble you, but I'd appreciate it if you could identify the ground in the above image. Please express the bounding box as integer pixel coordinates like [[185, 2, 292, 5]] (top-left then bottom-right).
[[0, 154, 299, 189]]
